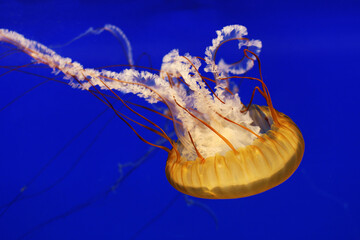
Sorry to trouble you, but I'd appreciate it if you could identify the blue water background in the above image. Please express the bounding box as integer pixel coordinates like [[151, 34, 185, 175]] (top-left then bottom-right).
[[0, 0, 359, 239]]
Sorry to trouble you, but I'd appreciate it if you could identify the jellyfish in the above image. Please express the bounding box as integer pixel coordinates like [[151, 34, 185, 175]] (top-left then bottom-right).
[[0, 25, 304, 200]]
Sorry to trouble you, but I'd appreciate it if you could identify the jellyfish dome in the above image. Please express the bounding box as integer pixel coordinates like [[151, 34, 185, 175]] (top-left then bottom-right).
[[0, 24, 304, 199]]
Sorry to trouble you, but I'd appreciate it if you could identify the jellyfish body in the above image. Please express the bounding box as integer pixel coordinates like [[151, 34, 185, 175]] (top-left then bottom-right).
[[0, 25, 304, 199], [166, 105, 304, 199]]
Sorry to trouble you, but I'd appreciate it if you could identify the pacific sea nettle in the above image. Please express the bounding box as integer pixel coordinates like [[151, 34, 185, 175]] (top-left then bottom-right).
[[0, 25, 304, 199]]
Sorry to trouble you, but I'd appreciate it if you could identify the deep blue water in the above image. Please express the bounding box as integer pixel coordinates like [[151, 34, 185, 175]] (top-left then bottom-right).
[[0, 0, 359, 239]]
